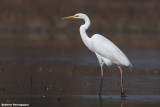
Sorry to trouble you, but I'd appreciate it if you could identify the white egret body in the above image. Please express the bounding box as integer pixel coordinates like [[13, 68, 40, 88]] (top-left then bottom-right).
[[62, 13, 132, 96]]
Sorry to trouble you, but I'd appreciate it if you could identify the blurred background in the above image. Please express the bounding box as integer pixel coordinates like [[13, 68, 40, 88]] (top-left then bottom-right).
[[0, 0, 160, 106], [0, 0, 160, 51]]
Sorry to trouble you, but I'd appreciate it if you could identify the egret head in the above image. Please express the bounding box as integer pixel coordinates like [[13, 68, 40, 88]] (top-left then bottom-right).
[[62, 13, 87, 20]]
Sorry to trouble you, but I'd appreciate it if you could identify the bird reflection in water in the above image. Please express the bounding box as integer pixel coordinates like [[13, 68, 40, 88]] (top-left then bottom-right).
[[98, 96, 124, 107], [121, 97, 124, 107]]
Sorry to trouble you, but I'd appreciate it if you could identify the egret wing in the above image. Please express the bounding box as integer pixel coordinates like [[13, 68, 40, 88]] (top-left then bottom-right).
[[91, 34, 131, 66]]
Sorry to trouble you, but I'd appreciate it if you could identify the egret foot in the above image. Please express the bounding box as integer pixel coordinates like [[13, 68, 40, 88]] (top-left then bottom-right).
[[99, 93, 101, 96], [121, 90, 127, 97], [121, 92, 126, 97]]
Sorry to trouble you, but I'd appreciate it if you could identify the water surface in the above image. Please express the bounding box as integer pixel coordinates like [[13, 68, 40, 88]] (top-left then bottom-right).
[[0, 48, 159, 107]]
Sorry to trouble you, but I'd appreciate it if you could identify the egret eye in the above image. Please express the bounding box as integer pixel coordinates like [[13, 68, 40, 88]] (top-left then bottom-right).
[[75, 15, 79, 17]]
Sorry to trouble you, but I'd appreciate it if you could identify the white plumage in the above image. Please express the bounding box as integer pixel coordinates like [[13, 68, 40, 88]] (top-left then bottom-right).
[[91, 34, 132, 67], [77, 13, 132, 67], [62, 13, 132, 96]]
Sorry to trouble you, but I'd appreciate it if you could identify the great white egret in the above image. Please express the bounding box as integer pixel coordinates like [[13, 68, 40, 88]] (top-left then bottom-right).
[[62, 13, 132, 96]]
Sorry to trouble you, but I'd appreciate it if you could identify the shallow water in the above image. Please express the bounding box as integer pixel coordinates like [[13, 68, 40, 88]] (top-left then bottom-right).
[[0, 49, 159, 106], [1, 95, 160, 107]]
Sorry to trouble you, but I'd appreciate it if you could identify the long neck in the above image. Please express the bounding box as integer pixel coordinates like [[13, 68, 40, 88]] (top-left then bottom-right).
[[79, 16, 92, 50]]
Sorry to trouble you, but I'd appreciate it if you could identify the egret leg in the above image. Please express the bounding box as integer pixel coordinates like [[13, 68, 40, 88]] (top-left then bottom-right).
[[99, 64, 104, 96], [117, 66, 126, 97]]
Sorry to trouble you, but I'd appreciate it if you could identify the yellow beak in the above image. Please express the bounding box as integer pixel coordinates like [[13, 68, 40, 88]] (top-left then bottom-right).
[[62, 15, 75, 19]]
